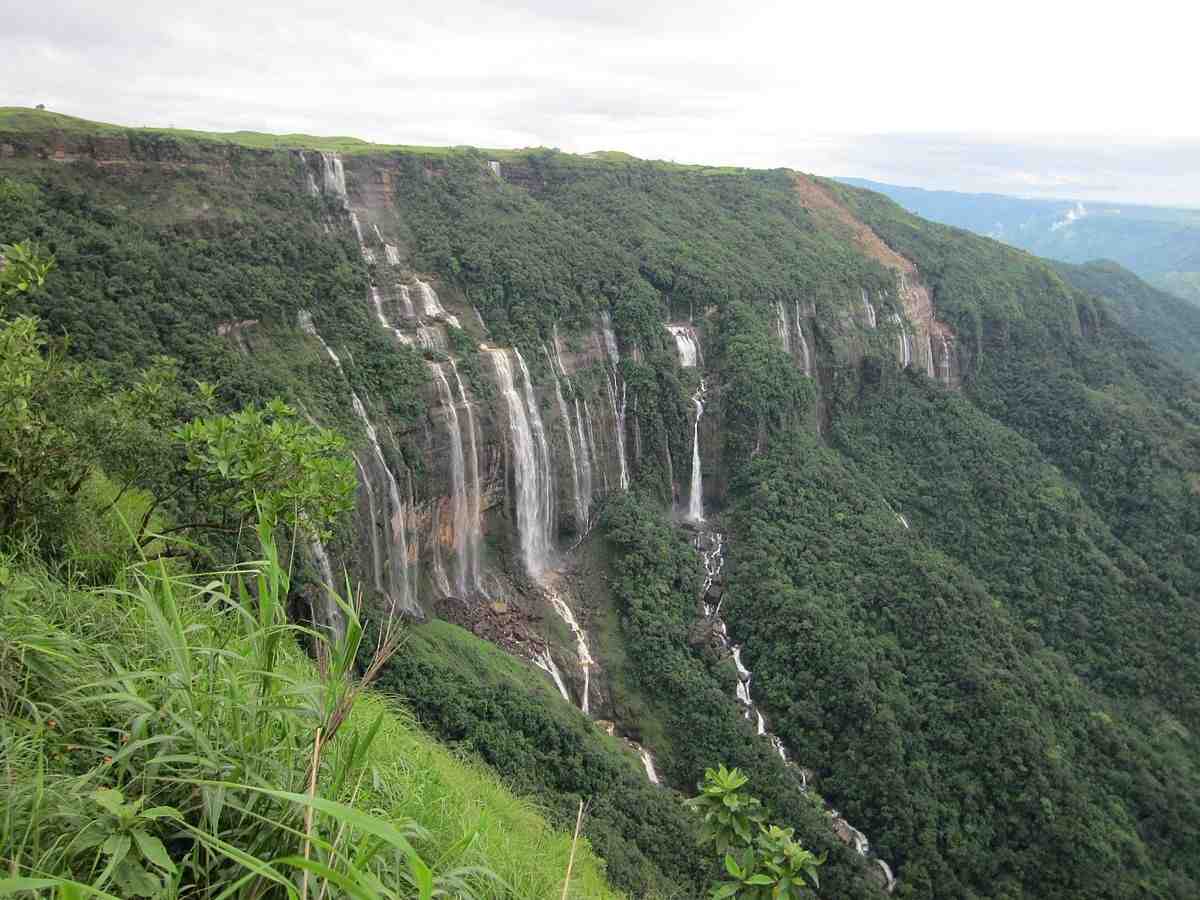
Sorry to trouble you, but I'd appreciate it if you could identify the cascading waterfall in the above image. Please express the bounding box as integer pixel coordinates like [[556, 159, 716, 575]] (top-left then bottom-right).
[[349, 212, 372, 262], [626, 740, 661, 785], [371, 224, 402, 266], [533, 649, 571, 703], [793, 300, 813, 377], [574, 396, 597, 506], [449, 360, 483, 595], [547, 589, 595, 714], [938, 335, 952, 384], [398, 284, 416, 319], [598, 312, 630, 491], [299, 151, 319, 195], [299, 310, 416, 615], [553, 329, 595, 529], [925, 333, 936, 379], [688, 380, 707, 522], [417, 325, 447, 353], [667, 323, 707, 521], [430, 362, 471, 597], [861, 288, 877, 328], [695, 527, 895, 892], [891, 313, 913, 368], [415, 279, 462, 328], [544, 343, 589, 535], [774, 300, 792, 354], [371, 286, 413, 346], [489, 349, 555, 576], [666, 324, 700, 367], [308, 538, 343, 642], [490, 345, 599, 712], [581, 397, 607, 492], [320, 152, 347, 205]]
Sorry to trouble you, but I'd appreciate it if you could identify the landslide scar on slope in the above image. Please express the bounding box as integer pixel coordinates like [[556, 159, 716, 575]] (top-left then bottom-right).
[[790, 172, 957, 350]]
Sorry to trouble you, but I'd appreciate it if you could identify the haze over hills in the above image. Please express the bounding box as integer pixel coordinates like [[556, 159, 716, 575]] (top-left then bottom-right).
[[3, 107, 1200, 899], [839, 177, 1200, 307]]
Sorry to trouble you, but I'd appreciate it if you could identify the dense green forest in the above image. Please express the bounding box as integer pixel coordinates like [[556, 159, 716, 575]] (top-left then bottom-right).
[[3, 110, 1200, 897], [1051, 259, 1200, 371]]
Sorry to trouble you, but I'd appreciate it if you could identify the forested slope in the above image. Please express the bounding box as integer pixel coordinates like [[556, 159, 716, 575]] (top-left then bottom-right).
[[2, 110, 1199, 898]]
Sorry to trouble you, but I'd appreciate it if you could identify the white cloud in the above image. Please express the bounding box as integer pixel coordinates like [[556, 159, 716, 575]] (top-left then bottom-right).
[[1050, 202, 1089, 231], [4, 0, 1199, 204]]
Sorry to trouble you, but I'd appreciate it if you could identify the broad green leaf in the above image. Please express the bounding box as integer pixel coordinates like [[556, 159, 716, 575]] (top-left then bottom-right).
[[131, 830, 175, 872]]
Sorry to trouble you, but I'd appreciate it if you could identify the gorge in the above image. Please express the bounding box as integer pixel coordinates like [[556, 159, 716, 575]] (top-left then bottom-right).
[[3, 108, 1200, 899]]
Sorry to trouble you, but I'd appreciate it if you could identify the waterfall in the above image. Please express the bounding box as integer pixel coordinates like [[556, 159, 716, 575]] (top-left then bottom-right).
[[925, 333, 936, 379], [547, 589, 595, 714], [938, 335, 952, 384], [299, 151, 320, 195], [300, 311, 416, 615], [308, 538, 343, 643], [320, 152, 347, 205], [545, 344, 589, 535], [732, 645, 753, 710], [450, 360, 483, 595], [793, 301, 813, 377], [600, 311, 620, 362], [694, 527, 895, 890], [640, 747, 661, 784], [581, 397, 607, 493], [630, 389, 645, 467], [573, 400, 597, 518], [687, 379, 707, 522], [472, 306, 489, 333], [627, 741, 661, 785], [861, 288, 877, 328], [598, 312, 629, 491], [774, 301, 792, 354], [666, 324, 700, 367], [891, 313, 913, 368], [349, 212, 372, 262], [398, 284, 416, 319], [430, 363, 471, 597], [371, 286, 413, 346], [533, 649, 571, 703], [415, 278, 461, 328], [489, 349, 555, 576], [553, 328, 595, 525], [417, 325, 447, 353], [876, 861, 898, 893]]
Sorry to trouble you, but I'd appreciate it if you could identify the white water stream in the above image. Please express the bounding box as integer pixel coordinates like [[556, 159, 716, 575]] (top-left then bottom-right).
[[599, 312, 630, 491], [488, 348, 555, 577], [861, 289, 877, 328], [299, 310, 416, 615], [694, 526, 895, 890]]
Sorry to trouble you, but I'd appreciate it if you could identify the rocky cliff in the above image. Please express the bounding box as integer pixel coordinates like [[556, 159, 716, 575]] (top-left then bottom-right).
[[5, 114, 1161, 897]]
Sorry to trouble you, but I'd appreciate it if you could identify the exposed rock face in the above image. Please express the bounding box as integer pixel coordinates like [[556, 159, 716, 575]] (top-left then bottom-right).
[[10, 137, 960, 890], [791, 173, 961, 386]]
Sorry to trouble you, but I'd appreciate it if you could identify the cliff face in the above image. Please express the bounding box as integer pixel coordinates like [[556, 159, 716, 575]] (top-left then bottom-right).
[[0, 132, 962, 722]]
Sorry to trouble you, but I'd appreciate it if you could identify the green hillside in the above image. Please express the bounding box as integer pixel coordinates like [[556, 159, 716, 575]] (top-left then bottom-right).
[[2, 109, 1199, 898]]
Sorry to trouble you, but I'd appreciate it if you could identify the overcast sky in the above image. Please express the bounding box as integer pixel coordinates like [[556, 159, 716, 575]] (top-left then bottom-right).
[[6, 0, 1199, 206]]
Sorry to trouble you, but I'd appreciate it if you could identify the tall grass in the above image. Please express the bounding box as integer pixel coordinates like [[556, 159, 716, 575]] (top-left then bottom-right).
[[0, 523, 620, 898]]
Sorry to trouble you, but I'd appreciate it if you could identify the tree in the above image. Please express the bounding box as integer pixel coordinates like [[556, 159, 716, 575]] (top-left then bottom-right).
[[174, 398, 356, 542], [0, 242, 85, 537], [688, 765, 824, 899], [0, 240, 55, 300]]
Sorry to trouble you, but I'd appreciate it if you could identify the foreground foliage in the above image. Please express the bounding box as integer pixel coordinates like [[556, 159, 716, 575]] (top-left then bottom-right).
[[0, 528, 619, 897], [688, 766, 824, 899]]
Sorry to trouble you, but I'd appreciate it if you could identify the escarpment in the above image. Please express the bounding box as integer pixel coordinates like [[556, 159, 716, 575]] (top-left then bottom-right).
[[8, 114, 1197, 898]]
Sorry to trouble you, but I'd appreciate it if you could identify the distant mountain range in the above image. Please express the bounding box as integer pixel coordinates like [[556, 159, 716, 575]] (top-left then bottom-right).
[[839, 178, 1200, 307]]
